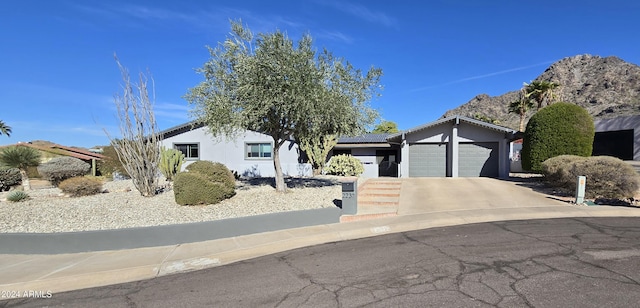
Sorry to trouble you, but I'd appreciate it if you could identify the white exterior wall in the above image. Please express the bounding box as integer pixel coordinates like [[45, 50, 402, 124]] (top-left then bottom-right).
[[351, 148, 378, 178], [160, 127, 311, 177]]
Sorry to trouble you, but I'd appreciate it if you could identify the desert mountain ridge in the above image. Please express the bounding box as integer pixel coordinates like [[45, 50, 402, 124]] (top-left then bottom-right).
[[442, 54, 640, 130]]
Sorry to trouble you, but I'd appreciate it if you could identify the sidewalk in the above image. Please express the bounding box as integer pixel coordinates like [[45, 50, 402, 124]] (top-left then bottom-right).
[[2, 204, 639, 295]]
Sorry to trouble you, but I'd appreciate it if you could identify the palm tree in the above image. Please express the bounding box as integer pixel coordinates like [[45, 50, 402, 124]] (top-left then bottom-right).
[[0, 120, 11, 137], [508, 89, 535, 131], [525, 80, 560, 110], [0, 146, 41, 190]]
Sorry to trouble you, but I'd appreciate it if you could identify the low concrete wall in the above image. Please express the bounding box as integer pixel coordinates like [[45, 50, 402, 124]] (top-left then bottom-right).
[[0, 208, 342, 254]]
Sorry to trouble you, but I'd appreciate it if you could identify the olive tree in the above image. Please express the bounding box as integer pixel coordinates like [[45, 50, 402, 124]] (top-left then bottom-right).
[[185, 21, 382, 192]]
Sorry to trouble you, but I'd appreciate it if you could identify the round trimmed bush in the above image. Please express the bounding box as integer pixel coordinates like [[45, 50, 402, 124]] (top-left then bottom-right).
[[521, 102, 594, 173], [541, 155, 640, 199], [173, 172, 235, 205], [325, 154, 364, 176], [0, 167, 22, 191], [58, 176, 103, 197], [540, 155, 584, 188], [185, 161, 235, 189], [37, 156, 91, 186]]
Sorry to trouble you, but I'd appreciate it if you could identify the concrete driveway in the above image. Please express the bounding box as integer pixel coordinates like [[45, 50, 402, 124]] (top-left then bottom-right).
[[398, 177, 568, 215]]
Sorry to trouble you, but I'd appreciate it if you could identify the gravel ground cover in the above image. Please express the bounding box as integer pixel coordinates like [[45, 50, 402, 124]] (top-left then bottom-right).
[[0, 177, 342, 233]]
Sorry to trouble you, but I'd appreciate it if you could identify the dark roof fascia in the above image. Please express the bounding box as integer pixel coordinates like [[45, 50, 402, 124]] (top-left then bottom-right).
[[159, 121, 206, 139], [158, 122, 300, 142], [387, 115, 519, 141], [333, 143, 393, 149], [337, 133, 392, 144]]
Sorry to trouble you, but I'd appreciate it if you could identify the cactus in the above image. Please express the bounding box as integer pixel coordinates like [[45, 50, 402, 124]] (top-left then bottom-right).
[[159, 147, 185, 181]]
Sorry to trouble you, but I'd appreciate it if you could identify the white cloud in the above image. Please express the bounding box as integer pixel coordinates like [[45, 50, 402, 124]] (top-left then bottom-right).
[[317, 1, 397, 28], [315, 30, 353, 44], [409, 61, 555, 92]]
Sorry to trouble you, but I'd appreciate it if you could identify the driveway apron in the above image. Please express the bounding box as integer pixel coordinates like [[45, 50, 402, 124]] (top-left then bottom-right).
[[397, 177, 568, 215]]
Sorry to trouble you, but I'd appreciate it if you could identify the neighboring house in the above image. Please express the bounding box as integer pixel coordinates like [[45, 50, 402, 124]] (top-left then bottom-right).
[[508, 115, 639, 173], [509, 139, 524, 173], [386, 116, 520, 179], [331, 133, 400, 178], [159, 122, 312, 177], [0, 141, 105, 176], [593, 115, 640, 161]]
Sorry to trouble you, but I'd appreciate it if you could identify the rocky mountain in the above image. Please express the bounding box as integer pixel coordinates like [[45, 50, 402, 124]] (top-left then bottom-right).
[[443, 54, 640, 130]]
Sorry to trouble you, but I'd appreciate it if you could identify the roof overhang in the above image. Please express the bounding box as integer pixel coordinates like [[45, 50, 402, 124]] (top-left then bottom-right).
[[387, 115, 521, 142]]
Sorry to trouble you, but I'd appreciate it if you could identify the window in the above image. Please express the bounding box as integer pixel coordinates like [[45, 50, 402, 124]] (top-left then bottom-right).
[[245, 142, 272, 159], [332, 149, 352, 156], [174, 143, 199, 159]]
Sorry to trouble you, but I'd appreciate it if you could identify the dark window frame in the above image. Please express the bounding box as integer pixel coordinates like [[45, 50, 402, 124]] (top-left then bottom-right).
[[173, 143, 200, 160]]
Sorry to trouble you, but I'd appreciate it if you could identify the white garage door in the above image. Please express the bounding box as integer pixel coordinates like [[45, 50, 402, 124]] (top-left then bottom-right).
[[408, 143, 447, 177]]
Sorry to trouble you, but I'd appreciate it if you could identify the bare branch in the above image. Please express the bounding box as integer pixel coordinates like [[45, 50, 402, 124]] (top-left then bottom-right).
[[104, 55, 161, 197]]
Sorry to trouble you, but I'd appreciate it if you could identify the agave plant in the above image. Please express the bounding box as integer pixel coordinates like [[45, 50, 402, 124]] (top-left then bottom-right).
[[6, 190, 29, 202]]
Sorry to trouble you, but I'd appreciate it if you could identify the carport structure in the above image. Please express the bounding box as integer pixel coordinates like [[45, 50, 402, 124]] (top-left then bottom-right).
[[387, 115, 520, 179]]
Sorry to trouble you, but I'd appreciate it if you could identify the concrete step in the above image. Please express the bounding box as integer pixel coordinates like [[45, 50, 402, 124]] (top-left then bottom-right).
[[358, 185, 400, 191], [358, 192, 401, 198], [340, 212, 398, 223], [340, 204, 398, 222], [358, 201, 399, 207], [358, 196, 400, 204], [364, 181, 402, 186]]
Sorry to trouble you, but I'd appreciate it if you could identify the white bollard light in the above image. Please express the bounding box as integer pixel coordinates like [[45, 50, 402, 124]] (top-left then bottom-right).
[[575, 176, 586, 204]]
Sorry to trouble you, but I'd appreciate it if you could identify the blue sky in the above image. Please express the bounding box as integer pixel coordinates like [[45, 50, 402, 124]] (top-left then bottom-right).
[[1, 0, 638, 148]]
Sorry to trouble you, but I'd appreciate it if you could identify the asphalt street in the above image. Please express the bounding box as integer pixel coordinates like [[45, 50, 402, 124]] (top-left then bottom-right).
[[3, 217, 640, 307]]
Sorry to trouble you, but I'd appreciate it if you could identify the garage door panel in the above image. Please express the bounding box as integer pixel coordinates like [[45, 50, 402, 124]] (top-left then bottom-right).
[[459, 142, 498, 177], [409, 143, 447, 177]]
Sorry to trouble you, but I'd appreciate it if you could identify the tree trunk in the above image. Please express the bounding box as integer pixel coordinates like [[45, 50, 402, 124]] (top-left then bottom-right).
[[519, 113, 526, 132], [20, 169, 31, 191], [273, 143, 287, 193]]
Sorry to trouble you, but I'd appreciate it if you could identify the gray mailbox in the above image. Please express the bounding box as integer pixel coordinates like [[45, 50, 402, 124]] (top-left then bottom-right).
[[341, 180, 358, 215]]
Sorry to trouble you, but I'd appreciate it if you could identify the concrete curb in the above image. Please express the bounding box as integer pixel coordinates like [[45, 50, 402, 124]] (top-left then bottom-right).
[[1, 205, 639, 295], [0, 207, 341, 254]]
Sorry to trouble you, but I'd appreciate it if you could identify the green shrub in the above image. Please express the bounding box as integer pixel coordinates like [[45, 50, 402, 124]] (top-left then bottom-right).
[[0, 167, 22, 191], [159, 147, 185, 181], [541, 155, 584, 188], [37, 156, 91, 186], [521, 102, 594, 173], [173, 172, 236, 205], [6, 190, 29, 202], [58, 176, 103, 197], [541, 155, 640, 199], [325, 154, 364, 176], [185, 161, 236, 189], [96, 145, 129, 179]]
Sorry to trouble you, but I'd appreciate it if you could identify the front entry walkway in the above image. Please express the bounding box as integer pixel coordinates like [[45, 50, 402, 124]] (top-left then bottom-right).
[[340, 178, 401, 222]]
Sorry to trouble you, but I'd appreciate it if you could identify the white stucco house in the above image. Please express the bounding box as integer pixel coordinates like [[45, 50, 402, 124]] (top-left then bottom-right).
[[159, 122, 312, 177], [160, 116, 522, 179]]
